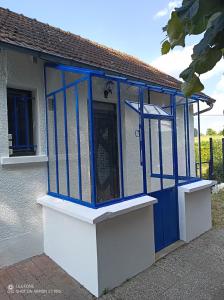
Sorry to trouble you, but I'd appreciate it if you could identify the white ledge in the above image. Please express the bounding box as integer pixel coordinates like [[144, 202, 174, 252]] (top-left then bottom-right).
[[37, 194, 157, 224], [179, 180, 216, 193], [1, 155, 48, 165]]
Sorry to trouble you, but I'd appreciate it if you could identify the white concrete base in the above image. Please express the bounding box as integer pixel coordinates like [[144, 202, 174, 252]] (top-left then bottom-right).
[[178, 180, 214, 243], [38, 195, 157, 297]]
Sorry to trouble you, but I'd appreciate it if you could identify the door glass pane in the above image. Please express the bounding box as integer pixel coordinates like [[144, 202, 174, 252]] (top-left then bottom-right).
[[120, 83, 143, 197], [93, 101, 120, 203], [161, 120, 173, 176], [150, 119, 160, 174], [176, 105, 187, 176]]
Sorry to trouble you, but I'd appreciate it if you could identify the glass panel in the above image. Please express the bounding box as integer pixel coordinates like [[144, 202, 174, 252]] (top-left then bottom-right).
[[144, 104, 160, 115], [150, 119, 160, 174], [125, 100, 169, 116], [55, 92, 67, 196], [176, 104, 187, 177], [163, 178, 175, 189], [64, 71, 83, 85], [45, 67, 62, 95], [66, 86, 79, 199], [78, 80, 91, 202], [148, 119, 161, 192], [121, 83, 143, 197], [161, 120, 173, 176], [93, 101, 120, 203], [189, 103, 196, 177], [47, 97, 57, 193]]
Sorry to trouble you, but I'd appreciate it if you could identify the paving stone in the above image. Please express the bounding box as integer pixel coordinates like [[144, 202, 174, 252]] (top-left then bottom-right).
[[1, 229, 224, 299]]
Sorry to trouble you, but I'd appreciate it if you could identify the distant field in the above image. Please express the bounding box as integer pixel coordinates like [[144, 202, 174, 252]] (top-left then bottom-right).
[[195, 135, 224, 181]]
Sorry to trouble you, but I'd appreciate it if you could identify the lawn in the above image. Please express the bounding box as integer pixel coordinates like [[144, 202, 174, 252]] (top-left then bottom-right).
[[212, 189, 224, 228]]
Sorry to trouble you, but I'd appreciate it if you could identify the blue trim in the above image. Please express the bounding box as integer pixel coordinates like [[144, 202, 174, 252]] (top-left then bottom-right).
[[158, 120, 163, 190], [94, 193, 146, 208], [61, 71, 70, 197], [148, 118, 153, 176], [48, 191, 146, 209], [75, 84, 82, 200], [143, 114, 173, 120], [46, 62, 210, 103], [45, 63, 104, 75], [171, 95, 179, 186], [46, 76, 88, 98], [125, 100, 139, 113], [13, 96, 18, 147], [183, 104, 188, 176], [197, 100, 202, 178], [125, 100, 173, 120], [178, 177, 201, 186], [87, 74, 97, 206], [44, 66, 51, 193], [139, 88, 147, 194], [48, 192, 93, 208], [53, 95, 60, 194], [24, 97, 30, 148], [186, 98, 191, 176], [117, 81, 124, 198]]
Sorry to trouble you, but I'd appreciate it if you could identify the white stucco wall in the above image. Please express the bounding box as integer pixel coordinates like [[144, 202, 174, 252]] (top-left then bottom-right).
[[0, 50, 47, 267]]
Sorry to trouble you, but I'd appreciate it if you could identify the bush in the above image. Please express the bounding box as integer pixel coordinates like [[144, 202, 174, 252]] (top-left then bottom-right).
[[195, 135, 224, 182], [205, 160, 224, 183]]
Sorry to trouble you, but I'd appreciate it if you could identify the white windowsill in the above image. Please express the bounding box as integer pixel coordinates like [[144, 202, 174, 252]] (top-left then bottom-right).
[[37, 194, 157, 224], [1, 155, 48, 165], [179, 180, 216, 193]]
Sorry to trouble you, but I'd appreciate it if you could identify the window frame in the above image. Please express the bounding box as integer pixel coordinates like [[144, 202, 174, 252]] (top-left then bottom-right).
[[7, 88, 36, 157]]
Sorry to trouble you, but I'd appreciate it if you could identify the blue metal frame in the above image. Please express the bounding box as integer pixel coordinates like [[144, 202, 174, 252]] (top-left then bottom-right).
[[44, 66, 51, 193], [44, 63, 204, 209], [11, 95, 35, 152], [158, 120, 163, 190], [53, 94, 60, 194], [139, 88, 147, 194], [74, 85, 82, 200], [117, 81, 125, 198], [62, 71, 71, 197], [186, 98, 191, 177], [197, 100, 202, 178], [87, 74, 97, 205]]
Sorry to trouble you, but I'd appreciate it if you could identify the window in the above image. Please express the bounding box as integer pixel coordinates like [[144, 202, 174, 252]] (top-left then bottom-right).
[[7, 88, 35, 156], [125, 100, 170, 116]]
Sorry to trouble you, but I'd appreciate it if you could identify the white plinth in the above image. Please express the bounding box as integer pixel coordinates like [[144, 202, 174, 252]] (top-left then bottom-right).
[[178, 180, 214, 243], [37, 195, 157, 297]]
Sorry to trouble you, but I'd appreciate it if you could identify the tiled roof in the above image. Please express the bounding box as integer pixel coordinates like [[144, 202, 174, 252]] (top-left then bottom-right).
[[0, 7, 214, 102], [0, 7, 182, 89]]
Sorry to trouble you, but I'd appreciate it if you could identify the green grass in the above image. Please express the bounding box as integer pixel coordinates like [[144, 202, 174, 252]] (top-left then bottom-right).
[[212, 189, 224, 228]]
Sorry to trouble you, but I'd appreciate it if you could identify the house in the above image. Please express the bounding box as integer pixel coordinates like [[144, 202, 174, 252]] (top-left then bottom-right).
[[0, 7, 215, 297]]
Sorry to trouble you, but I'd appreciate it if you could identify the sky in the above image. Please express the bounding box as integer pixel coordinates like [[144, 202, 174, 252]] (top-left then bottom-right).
[[1, 0, 223, 133]]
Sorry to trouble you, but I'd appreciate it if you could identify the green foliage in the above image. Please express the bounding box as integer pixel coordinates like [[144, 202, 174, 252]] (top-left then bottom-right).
[[162, 0, 224, 96], [195, 135, 224, 182], [206, 128, 217, 136], [219, 129, 224, 135]]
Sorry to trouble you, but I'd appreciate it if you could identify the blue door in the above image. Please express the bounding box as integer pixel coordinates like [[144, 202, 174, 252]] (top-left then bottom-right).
[[150, 187, 179, 252], [146, 117, 179, 252]]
